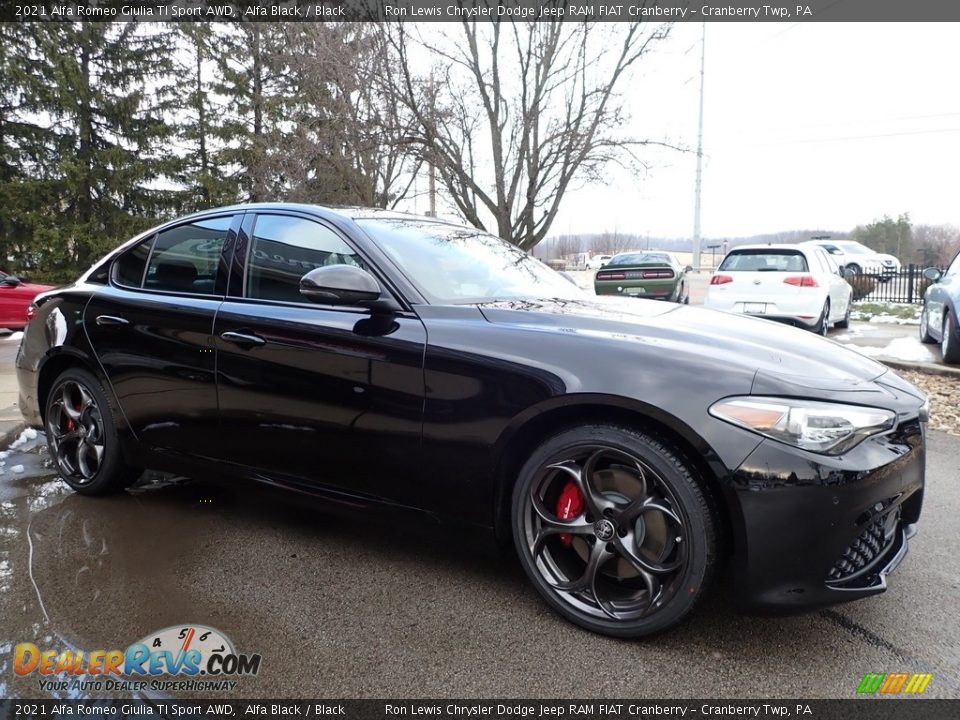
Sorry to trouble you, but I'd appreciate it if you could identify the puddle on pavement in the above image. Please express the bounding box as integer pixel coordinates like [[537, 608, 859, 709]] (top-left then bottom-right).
[[0, 432, 513, 699], [0, 435, 240, 698]]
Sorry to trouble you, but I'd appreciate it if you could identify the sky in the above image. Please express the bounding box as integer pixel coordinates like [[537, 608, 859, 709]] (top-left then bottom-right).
[[405, 22, 960, 241]]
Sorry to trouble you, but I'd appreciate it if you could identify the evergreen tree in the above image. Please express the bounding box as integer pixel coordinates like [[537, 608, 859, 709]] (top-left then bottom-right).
[[176, 23, 236, 212], [0, 24, 62, 279], [34, 23, 180, 280]]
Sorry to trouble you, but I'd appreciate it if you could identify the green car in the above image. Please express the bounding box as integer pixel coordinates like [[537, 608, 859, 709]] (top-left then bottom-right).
[[594, 251, 691, 303]]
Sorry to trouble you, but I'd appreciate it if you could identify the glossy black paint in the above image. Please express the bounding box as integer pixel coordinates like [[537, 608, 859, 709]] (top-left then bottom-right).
[[16, 203, 927, 612]]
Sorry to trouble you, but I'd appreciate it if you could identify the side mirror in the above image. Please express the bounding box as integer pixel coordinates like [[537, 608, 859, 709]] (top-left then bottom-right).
[[299, 265, 381, 306], [2, 275, 21, 287], [922, 267, 943, 282], [842, 267, 857, 280], [685, 265, 694, 273]]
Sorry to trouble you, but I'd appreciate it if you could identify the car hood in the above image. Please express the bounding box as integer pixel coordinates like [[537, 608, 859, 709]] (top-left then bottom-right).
[[477, 296, 890, 388]]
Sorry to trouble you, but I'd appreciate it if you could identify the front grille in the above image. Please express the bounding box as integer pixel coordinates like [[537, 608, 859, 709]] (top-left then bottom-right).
[[827, 507, 900, 585]]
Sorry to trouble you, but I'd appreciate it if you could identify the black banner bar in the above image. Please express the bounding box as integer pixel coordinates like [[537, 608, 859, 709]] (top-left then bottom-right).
[[2, 700, 959, 720], [5, 0, 960, 23]]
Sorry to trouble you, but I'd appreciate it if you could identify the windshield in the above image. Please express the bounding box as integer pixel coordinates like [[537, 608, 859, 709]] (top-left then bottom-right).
[[357, 218, 587, 304], [610, 253, 671, 266]]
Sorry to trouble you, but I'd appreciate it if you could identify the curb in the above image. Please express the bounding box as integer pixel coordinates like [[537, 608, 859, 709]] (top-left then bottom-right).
[[878, 357, 960, 379]]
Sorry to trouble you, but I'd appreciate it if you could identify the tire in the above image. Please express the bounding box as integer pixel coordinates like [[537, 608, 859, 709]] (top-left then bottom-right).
[[814, 300, 831, 336], [845, 263, 862, 276], [511, 424, 717, 638], [943, 311, 960, 364], [919, 304, 937, 344], [44, 368, 141, 495], [835, 300, 851, 330]]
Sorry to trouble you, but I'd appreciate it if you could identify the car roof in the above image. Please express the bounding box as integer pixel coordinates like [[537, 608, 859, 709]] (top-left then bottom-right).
[[182, 202, 462, 227], [726, 243, 811, 253]]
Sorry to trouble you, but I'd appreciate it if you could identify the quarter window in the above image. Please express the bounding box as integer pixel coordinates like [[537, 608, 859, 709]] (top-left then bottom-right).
[[245, 215, 367, 303]]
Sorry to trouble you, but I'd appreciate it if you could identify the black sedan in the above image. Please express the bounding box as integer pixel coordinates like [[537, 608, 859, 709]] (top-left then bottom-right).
[[919, 251, 960, 363], [16, 204, 927, 638]]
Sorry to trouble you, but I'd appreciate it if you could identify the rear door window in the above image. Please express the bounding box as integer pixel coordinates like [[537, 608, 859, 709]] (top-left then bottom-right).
[[115, 216, 233, 295]]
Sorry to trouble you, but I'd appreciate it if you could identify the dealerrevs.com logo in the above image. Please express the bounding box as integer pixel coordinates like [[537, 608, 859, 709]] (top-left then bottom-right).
[[14, 624, 261, 693]]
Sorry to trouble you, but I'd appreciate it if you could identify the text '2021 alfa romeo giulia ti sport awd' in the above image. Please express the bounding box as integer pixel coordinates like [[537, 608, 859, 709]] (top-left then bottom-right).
[[16, 204, 927, 638]]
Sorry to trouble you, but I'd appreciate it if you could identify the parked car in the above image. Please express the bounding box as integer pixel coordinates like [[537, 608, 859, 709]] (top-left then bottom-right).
[[704, 243, 853, 334], [594, 251, 691, 303], [804, 239, 900, 280], [17, 204, 926, 638], [0, 270, 54, 330], [919, 250, 960, 363], [586, 254, 613, 270]]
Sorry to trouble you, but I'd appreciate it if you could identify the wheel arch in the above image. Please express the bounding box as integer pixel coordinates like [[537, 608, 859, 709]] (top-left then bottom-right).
[[491, 394, 734, 555], [36, 348, 105, 425]]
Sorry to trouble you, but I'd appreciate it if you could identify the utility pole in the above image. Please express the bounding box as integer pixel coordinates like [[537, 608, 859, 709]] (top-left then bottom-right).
[[692, 23, 706, 271], [427, 72, 437, 218]]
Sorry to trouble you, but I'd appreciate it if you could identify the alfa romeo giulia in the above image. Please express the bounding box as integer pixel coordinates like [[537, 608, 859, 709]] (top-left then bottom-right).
[[16, 204, 927, 637]]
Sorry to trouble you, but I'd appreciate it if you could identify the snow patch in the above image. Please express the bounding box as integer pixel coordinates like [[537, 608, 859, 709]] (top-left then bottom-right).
[[11, 464, 24, 474], [7, 331, 23, 342], [7, 428, 37, 450], [848, 337, 940, 363]]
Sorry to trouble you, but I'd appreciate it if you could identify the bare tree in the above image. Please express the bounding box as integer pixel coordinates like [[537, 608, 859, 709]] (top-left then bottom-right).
[[913, 223, 960, 266], [591, 230, 636, 255], [385, 20, 671, 250]]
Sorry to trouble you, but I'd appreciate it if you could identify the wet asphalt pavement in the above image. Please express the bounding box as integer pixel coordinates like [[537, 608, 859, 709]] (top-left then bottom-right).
[[0, 429, 958, 700]]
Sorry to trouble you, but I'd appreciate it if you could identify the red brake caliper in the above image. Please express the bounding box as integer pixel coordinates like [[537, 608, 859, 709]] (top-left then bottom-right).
[[555, 481, 585, 547]]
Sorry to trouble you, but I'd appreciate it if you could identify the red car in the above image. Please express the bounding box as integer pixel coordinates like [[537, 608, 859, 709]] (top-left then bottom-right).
[[0, 271, 54, 330]]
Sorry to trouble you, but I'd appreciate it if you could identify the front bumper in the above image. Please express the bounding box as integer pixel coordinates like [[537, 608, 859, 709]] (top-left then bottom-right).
[[726, 416, 924, 612]]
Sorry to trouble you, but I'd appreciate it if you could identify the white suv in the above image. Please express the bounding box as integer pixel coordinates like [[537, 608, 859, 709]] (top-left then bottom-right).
[[804, 240, 900, 280]]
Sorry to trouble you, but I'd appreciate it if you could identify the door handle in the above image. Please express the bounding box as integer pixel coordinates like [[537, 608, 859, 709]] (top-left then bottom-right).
[[220, 330, 266, 348], [95, 315, 129, 327]]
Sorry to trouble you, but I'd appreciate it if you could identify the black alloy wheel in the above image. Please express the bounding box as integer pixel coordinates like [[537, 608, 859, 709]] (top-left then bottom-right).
[[512, 425, 716, 637], [45, 368, 141, 495]]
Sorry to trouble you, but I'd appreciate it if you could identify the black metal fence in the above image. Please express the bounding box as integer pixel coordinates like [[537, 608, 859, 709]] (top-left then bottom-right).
[[852, 264, 946, 304]]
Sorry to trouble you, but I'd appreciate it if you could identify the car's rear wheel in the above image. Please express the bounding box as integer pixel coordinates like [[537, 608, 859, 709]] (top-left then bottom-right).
[[511, 425, 716, 638], [814, 300, 831, 335], [919, 305, 937, 344], [45, 368, 141, 495], [943, 311, 960, 364]]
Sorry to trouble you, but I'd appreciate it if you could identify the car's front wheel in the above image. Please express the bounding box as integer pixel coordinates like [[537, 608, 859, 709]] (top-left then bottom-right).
[[45, 368, 141, 495], [835, 300, 852, 329], [511, 425, 717, 638], [814, 300, 831, 335], [943, 310, 960, 364], [919, 305, 937, 344]]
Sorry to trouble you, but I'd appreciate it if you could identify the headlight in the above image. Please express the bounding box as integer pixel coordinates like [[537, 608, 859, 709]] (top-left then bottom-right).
[[709, 397, 896, 455]]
